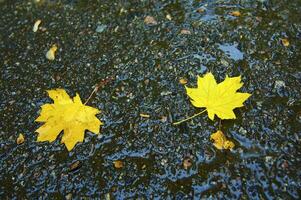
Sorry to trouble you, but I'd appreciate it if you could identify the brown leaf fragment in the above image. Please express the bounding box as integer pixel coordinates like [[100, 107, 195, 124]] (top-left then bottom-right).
[[144, 16, 157, 25], [69, 161, 81, 172], [179, 78, 188, 85], [180, 29, 191, 35], [280, 38, 290, 47], [229, 11, 241, 17], [144, 79, 150, 85], [196, 8, 205, 13], [16, 133, 25, 145], [46, 44, 58, 60], [113, 160, 123, 169]]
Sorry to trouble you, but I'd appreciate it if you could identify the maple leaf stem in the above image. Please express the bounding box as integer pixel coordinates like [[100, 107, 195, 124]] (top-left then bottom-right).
[[173, 109, 207, 125], [84, 86, 99, 105], [84, 76, 115, 105]]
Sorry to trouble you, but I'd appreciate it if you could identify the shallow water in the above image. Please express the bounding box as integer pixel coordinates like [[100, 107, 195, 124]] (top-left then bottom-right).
[[0, 0, 300, 199]]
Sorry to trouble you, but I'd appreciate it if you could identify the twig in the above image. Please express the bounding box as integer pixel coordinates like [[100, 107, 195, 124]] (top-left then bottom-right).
[[84, 76, 115, 105], [84, 86, 99, 105], [173, 109, 207, 125]]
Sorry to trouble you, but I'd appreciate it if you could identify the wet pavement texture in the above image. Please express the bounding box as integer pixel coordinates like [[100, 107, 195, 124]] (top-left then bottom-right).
[[1, 0, 301, 199]]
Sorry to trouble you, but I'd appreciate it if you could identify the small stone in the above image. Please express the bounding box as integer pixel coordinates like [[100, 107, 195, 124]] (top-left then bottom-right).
[[8, 100, 15, 105], [239, 127, 247, 135], [113, 160, 123, 169], [144, 16, 157, 25], [160, 116, 167, 123], [65, 193, 72, 200], [281, 160, 289, 169], [180, 29, 191, 35], [183, 157, 192, 170], [120, 8, 127, 14], [220, 59, 229, 66], [274, 80, 286, 90], [161, 159, 167, 166], [160, 91, 172, 96], [105, 193, 110, 200], [144, 79, 150, 85], [96, 24, 107, 33], [265, 156, 273, 163]]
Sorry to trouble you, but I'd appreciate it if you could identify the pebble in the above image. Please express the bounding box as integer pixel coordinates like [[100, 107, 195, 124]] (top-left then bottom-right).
[[274, 80, 286, 90], [180, 29, 191, 35], [96, 24, 107, 33], [239, 127, 247, 135], [144, 16, 157, 25]]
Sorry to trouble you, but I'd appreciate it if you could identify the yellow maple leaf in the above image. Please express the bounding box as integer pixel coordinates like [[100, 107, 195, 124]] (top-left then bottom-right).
[[210, 130, 235, 150], [185, 72, 251, 120], [35, 89, 103, 151]]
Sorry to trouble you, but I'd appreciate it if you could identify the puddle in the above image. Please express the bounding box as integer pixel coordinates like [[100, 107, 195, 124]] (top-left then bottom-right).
[[218, 43, 244, 61]]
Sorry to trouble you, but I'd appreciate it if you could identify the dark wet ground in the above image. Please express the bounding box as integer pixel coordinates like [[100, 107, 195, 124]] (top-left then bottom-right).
[[1, 0, 301, 199]]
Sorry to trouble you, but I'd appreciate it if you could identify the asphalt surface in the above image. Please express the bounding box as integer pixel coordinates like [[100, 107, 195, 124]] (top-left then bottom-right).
[[0, 0, 300, 199]]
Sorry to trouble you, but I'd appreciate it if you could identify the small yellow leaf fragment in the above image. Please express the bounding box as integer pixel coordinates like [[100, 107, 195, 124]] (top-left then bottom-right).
[[229, 11, 241, 17], [210, 130, 235, 150], [280, 38, 290, 47], [46, 44, 58, 60], [166, 14, 172, 20], [33, 19, 41, 32], [140, 113, 150, 118], [113, 160, 124, 169], [179, 78, 188, 85], [224, 140, 235, 149], [17, 133, 25, 145], [144, 16, 157, 25]]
